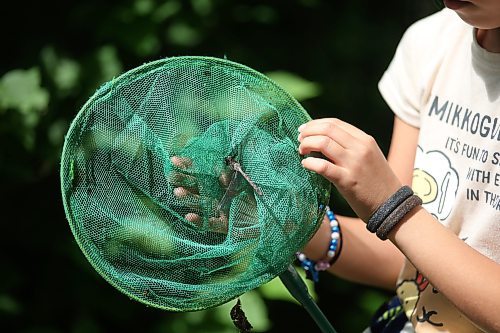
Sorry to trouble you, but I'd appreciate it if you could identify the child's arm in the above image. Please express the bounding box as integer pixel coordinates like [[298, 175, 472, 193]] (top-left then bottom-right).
[[303, 214, 405, 290], [301, 116, 417, 290], [390, 202, 500, 332], [298, 116, 500, 332]]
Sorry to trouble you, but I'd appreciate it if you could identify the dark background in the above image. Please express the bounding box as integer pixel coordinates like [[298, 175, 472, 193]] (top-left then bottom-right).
[[0, 1, 438, 332]]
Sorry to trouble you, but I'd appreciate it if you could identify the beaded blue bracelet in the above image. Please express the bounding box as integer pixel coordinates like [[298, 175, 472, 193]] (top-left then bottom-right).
[[296, 206, 342, 282]]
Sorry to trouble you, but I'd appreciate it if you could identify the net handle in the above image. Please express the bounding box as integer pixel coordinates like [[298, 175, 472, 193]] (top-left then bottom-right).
[[279, 265, 338, 333]]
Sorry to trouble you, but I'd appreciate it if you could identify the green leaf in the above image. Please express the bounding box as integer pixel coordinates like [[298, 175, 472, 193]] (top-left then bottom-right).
[[0, 294, 21, 315], [48, 119, 69, 146], [41, 47, 80, 93], [135, 34, 161, 57], [0, 67, 49, 117], [358, 290, 388, 314], [258, 269, 317, 304], [97, 46, 123, 82], [152, 0, 181, 22], [134, 0, 154, 16], [265, 70, 321, 101], [191, 0, 213, 16], [53, 59, 80, 92], [166, 22, 202, 47], [251, 5, 277, 24]]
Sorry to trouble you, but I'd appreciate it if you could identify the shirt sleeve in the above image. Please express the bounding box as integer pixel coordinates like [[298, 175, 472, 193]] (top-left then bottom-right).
[[379, 9, 464, 129], [378, 24, 424, 128]]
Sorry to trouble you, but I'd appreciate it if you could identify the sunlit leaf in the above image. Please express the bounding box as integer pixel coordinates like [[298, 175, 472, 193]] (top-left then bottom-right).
[[166, 22, 201, 47], [265, 70, 321, 101], [183, 311, 205, 325], [0, 67, 49, 116], [97, 46, 123, 82], [358, 290, 388, 314], [41, 47, 58, 75], [152, 0, 181, 22], [191, 0, 212, 16], [48, 119, 69, 146], [54, 59, 80, 92], [136, 34, 161, 57], [41, 47, 81, 93], [134, 0, 154, 15]]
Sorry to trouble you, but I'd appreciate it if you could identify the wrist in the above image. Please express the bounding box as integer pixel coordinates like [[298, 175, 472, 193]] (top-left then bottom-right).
[[365, 185, 423, 241], [297, 206, 343, 282], [387, 205, 427, 243], [302, 215, 333, 261]]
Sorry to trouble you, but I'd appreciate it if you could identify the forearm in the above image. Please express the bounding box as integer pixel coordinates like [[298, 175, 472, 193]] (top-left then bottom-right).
[[297, 116, 500, 330], [303, 214, 404, 290], [390, 206, 500, 332]]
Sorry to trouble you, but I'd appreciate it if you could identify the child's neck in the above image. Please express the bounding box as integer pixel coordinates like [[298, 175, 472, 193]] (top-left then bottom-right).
[[476, 28, 500, 53]]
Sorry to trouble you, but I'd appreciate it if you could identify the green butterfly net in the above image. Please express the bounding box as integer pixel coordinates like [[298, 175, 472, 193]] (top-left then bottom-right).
[[61, 56, 335, 332]]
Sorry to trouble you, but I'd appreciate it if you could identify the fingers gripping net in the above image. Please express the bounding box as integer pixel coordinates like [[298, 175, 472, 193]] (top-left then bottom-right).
[[60, 56, 331, 311]]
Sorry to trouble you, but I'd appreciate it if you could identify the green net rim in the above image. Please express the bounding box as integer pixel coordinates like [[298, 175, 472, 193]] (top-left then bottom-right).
[[60, 55, 324, 311]]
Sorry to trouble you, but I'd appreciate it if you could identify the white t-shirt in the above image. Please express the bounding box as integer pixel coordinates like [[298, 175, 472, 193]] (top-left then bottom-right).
[[379, 8, 500, 332]]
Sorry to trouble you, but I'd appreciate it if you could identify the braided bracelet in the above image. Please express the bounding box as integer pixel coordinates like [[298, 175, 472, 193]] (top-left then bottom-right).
[[296, 206, 342, 282], [365, 185, 422, 240], [366, 186, 413, 233], [376, 194, 422, 240]]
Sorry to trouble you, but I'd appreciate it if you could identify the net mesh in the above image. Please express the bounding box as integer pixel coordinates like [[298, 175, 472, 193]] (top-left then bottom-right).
[[60, 56, 331, 311]]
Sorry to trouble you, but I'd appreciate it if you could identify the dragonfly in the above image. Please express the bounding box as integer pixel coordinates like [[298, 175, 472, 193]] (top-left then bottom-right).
[[216, 155, 263, 214]]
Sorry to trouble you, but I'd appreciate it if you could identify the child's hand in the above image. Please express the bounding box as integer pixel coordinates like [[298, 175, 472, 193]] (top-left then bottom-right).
[[170, 156, 231, 233], [298, 118, 402, 222]]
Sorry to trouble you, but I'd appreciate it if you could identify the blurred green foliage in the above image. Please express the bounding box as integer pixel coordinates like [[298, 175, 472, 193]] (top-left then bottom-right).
[[0, 0, 437, 332]]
